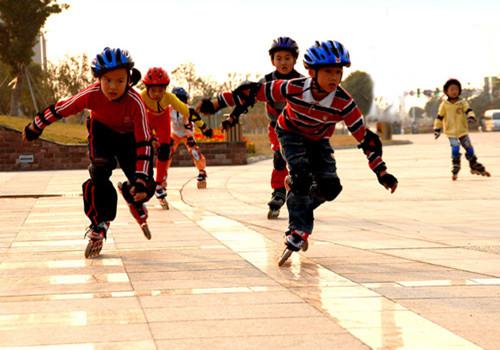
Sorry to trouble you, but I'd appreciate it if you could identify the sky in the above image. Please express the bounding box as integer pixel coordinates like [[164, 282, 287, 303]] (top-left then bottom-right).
[[43, 0, 500, 100]]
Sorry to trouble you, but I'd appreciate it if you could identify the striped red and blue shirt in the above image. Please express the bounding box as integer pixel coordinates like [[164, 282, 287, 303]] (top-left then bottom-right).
[[33, 82, 152, 178], [218, 77, 385, 172]]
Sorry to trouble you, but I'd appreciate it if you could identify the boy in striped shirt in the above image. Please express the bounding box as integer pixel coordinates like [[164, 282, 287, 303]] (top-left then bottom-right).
[[199, 40, 398, 253]]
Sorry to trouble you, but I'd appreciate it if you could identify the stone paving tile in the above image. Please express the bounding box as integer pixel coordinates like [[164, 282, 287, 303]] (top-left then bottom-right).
[[0, 133, 499, 349], [156, 334, 370, 350]]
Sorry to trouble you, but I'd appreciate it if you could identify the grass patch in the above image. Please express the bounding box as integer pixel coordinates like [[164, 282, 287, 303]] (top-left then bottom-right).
[[0, 115, 87, 144]]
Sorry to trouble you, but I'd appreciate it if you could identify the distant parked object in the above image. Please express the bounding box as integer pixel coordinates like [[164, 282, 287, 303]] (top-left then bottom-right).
[[482, 109, 500, 131]]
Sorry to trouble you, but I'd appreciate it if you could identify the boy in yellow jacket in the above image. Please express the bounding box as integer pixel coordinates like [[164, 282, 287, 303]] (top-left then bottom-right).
[[434, 78, 490, 180]]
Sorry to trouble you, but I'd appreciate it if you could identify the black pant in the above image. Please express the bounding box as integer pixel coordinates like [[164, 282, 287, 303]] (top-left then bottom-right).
[[83, 119, 154, 226], [277, 129, 340, 234]]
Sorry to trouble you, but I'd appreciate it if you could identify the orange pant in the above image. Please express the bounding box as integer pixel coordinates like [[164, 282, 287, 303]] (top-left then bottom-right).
[[165, 134, 206, 186]]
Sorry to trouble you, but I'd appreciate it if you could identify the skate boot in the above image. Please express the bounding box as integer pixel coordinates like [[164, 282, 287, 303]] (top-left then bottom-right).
[[278, 229, 310, 266], [267, 188, 286, 219], [155, 186, 169, 210], [118, 182, 152, 240], [451, 155, 461, 181], [197, 170, 207, 189], [84, 222, 109, 259], [468, 155, 491, 177]]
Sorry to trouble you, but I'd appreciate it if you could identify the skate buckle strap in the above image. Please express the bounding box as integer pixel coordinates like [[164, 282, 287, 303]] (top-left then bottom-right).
[[292, 230, 310, 241]]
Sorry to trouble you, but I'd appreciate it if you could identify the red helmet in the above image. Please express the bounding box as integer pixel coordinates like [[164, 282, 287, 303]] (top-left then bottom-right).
[[143, 67, 170, 86]]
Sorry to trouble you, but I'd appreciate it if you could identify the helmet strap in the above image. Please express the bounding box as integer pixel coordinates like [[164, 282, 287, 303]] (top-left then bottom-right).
[[311, 69, 327, 94]]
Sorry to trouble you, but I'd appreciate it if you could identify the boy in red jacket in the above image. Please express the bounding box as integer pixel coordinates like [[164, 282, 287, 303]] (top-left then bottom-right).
[[23, 47, 155, 258]]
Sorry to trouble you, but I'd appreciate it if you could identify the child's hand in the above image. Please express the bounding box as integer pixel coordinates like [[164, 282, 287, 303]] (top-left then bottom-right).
[[377, 170, 398, 193], [433, 128, 441, 139], [22, 123, 42, 142], [202, 127, 214, 138], [221, 115, 237, 130]]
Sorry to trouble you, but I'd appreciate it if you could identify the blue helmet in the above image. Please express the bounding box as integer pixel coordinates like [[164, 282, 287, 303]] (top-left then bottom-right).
[[91, 47, 135, 77], [303, 40, 351, 68], [269, 36, 299, 58], [172, 87, 189, 103]]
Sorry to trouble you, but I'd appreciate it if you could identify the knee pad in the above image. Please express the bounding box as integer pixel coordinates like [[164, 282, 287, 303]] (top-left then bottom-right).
[[273, 150, 287, 170], [187, 137, 197, 148], [465, 147, 475, 160], [315, 177, 343, 201], [191, 147, 201, 161], [89, 158, 115, 186], [157, 143, 171, 161], [290, 172, 313, 196], [451, 145, 460, 158]]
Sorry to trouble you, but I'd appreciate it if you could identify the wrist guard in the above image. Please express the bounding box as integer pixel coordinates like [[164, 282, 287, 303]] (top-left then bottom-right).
[[358, 129, 382, 158], [202, 127, 214, 138], [24, 123, 42, 141]]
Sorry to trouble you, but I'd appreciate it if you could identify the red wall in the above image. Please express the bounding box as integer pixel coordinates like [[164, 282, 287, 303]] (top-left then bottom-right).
[[0, 126, 247, 171]]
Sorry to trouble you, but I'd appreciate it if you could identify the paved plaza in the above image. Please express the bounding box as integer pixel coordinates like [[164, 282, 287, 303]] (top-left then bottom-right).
[[0, 132, 499, 349]]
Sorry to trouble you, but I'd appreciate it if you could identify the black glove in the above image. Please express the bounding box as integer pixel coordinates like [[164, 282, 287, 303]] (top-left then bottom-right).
[[377, 172, 398, 191], [23, 123, 42, 141], [221, 115, 238, 130], [202, 127, 213, 138], [433, 128, 441, 139], [132, 180, 147, 195], [184, 123, 193, 131]]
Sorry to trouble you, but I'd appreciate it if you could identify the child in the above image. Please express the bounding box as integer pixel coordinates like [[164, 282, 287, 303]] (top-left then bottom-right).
[[22, 47, 155, 258], [198, 40, 398, 264], [140, 67, 191, 209], [165, 87, 213, 189], [261, 37, 303, 219], [434, 78, 490, 180]]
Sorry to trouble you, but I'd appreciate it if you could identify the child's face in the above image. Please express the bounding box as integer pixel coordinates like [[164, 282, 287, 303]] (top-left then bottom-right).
[[100, 68, 128, 101], [309, 66, 343, 93], [271, 50, 296, 75], [147, 86, 167, 101], [446, 84, 460, 99]]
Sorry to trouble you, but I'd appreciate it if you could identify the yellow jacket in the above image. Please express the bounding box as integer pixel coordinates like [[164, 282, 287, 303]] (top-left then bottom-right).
[[140, 90, 189, 121], [434, 99, 476, 138]]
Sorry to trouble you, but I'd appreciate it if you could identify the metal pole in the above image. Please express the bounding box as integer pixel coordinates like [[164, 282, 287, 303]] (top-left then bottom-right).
[[24, 67, 39, 111]]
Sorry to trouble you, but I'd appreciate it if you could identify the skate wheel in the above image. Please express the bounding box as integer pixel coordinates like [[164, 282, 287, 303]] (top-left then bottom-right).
[[278, 248, 293, 266], [141, 223, 152, 240], [301, 240, 309, 252], [197, 180, 207, 189], [85, 239, 103, 259], [267, 209, 280, 219], [159, 198, 169, 210]]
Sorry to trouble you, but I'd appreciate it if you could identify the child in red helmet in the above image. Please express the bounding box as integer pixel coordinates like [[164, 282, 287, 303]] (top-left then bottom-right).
[[22, 47, 155, 258], [140, 67, 192, 209], [433, 78, 491, 180]]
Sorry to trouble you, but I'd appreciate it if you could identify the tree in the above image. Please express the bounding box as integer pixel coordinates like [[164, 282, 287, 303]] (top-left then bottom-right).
[[171, 62, 219, 98], [44, 53, 93, 102], [341, 71, 374, 116], [0, 0, 68, 115]]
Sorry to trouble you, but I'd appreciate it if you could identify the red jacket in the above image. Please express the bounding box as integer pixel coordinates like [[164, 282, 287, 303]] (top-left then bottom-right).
[[33, 82, 152, 178]]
